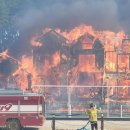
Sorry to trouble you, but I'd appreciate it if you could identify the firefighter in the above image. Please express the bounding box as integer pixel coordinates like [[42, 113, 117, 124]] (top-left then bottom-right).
[[85, 103, 101, 130]]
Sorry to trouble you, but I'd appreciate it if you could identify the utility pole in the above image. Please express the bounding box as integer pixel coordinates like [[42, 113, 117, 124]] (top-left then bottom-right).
[[67, 71, 72, 116]]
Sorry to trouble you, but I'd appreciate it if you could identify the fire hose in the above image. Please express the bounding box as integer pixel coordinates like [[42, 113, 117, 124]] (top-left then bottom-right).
[[54, 120, 90, 130], [77, 121, 90, 130]]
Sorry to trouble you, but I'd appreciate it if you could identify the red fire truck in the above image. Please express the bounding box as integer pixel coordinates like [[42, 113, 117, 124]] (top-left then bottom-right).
[[0, 89, 45, 130]]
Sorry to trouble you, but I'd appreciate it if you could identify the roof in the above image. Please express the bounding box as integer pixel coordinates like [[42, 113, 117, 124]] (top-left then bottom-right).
[[37, 30, 69, 46]]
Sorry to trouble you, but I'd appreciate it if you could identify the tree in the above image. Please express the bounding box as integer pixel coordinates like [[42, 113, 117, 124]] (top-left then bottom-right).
[[0, 0, 21, 52], [0, 0, 9, 28]]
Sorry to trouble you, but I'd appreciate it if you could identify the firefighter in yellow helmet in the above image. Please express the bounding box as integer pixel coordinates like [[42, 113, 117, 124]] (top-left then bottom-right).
[[85, 103, 101, 130]]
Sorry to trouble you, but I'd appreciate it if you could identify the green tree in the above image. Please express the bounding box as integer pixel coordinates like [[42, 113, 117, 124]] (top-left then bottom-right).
[[0, 0, 9, 28], [0, 0, 21, 28], [0, 0, 21, 51]]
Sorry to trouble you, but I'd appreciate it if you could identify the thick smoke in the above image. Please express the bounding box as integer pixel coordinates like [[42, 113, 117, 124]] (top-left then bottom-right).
[[116, 0, 130, 34], [6, 0, 130, 58], [15, 0, 130, 33]]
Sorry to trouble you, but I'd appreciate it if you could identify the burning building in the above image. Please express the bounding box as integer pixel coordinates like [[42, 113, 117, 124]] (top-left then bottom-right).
[[1, 24, 130, 100], [103, 37, 130, 97], [31, 28, 104, 87], [32, 29, 71, 85], [72, 33, 104, 86]]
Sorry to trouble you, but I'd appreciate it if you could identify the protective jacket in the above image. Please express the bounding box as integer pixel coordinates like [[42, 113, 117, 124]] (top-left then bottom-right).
[[86, 108, 101, 122]]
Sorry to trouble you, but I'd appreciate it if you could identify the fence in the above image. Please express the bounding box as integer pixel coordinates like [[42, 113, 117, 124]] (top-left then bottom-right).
[[32, 85, 130, 118]]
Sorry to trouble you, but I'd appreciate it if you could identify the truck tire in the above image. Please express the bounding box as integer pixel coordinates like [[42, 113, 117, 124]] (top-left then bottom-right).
[[6, 119, 21, 130]]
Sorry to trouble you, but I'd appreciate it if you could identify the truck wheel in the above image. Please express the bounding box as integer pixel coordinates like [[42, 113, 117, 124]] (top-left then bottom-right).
[[6, 119, 21, 130]]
